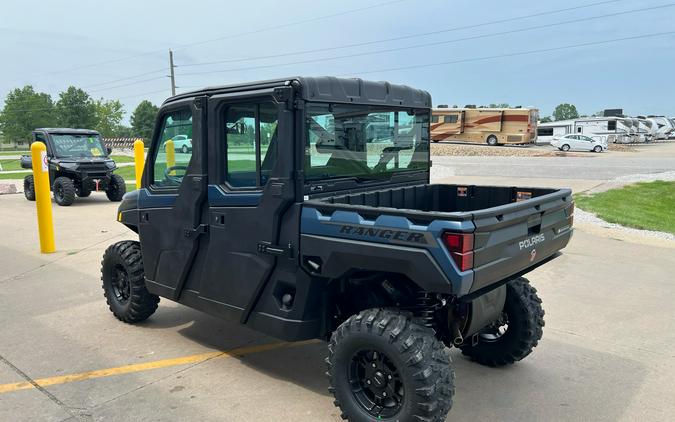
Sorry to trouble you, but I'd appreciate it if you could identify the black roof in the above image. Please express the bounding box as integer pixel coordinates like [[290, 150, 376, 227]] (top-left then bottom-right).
[[34, 128, 100, 135], [166, 76, 431, 109]]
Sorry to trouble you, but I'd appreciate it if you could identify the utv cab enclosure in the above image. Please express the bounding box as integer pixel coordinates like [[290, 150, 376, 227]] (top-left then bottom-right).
[[21, 128, 125, 206], [102, 77, 573, 422]]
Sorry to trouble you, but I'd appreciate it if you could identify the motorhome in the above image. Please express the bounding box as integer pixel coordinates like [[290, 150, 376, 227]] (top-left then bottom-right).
[[637, 117, 655, 142], [431, 106, 538, 145]]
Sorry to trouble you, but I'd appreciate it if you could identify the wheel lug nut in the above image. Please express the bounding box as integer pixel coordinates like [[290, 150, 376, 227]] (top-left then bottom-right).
[[372, 363, 376, 368], [383, 392, 387, 397], [387, 375, 392, 380], [366, 379, 371, 385]]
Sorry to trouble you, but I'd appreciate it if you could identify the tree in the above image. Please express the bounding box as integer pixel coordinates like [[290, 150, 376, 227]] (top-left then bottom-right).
[[130, 100, 159, 140], [552, 103, 579, 121], [94, 98, 125, 137], [0, 86, 56, 142], [55, 86, 97, 128], [540, 116, 552, 123]]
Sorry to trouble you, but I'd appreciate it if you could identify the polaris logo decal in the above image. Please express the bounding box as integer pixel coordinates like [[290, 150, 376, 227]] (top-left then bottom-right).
[[337, 224, 431, 245], [519, 234, 545, 250]]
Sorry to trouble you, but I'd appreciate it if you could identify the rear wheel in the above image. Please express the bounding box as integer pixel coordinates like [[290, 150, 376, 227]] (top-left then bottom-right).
[[101, 240, 159, 323], [561, 144, 571, 151], [593, 145, 602, 153], [486, 135, 499, 146], [327, 308, 454, 422], [53, 177, 75, 206], [23, 175, 35, 201], [181, 144, 189, 154], [106, 174, 126, 201], [460, 277, 544, 367]]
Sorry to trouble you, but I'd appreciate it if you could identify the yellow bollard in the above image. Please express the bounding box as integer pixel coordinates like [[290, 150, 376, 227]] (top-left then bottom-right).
[[133, 139, 144, 190], [165, 139, 175, 175], [30, 142, 55, 253]]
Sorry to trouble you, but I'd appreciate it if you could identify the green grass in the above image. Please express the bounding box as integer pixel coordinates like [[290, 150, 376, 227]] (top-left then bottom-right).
[[114, 165, 137, 181], [575, 181, 675, 234], [0, 159, 24, 171], [110, 155, 135, 163], [0, 172, 29, 180], [0, 150, 28, 155]]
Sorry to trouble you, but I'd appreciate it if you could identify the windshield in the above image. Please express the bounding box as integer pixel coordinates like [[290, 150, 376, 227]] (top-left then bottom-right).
[[51, 134, 107, 158], [305, 103, 429, 182]]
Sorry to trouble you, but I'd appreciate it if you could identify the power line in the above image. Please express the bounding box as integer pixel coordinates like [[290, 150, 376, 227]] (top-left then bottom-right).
[[81, 68, 167, 89], [339, 31, 675, 77], [177, 0, 626, 68], [29, 0, 407, 78], [176, 3, 671, 77]]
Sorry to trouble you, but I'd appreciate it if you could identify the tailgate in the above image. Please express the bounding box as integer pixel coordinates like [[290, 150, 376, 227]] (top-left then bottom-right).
[[469, 188, 573, 293]]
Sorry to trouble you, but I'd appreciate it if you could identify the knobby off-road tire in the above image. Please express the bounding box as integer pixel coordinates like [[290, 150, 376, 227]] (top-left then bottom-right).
[[460, 277, 544, 367], [77, 185, 91, 197], [23, 175, 36, 201], [106, 174, 126, 201], [53, 177, 76, 206], [101, 240, 159, 323], [327, 308, 455, 422]]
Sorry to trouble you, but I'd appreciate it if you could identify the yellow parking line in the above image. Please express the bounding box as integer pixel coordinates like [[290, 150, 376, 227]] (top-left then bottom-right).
[[0, 340, 315, 394]]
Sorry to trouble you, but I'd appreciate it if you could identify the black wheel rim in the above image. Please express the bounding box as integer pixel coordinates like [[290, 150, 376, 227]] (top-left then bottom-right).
[[479, 312, 510, 342], [110, 265, 131, 303], [348, 349, 404, 418], [55, 184, 63, 201]]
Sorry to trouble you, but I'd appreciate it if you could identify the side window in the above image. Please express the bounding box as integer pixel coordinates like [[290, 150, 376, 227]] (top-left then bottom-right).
[[225, 102, 278, 188], [431, 114, 439, 123], [444, 114, 458, 124], [577, 127, 582, 133], [152, 109, 193, 187], [607, 120, 617, 131]]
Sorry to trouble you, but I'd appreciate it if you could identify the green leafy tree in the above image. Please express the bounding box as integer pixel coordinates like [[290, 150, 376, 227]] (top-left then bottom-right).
[[0, 86, 56, 142], [55, 86, 97, 128], [552, 103, 579, 121], [540, 116, 552, 123], [131, 100, 159, 140], [94, 98, 125, 137]]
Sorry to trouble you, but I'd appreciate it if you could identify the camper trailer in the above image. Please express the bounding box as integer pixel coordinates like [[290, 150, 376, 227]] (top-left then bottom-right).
[[647, 116, 675, 140], [431, 106, 538, 145], [574, 117, 633, 143], [637, 118, 654, 142], [537, 120, 574, 144]]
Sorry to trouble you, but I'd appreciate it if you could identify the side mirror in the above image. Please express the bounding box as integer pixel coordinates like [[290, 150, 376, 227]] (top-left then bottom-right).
[[106, 146, 113, 155]]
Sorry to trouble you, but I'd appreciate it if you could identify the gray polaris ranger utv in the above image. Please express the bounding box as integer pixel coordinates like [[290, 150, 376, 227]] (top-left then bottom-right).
[[100, 77, 573, 421], [21, 128, 125, 205]]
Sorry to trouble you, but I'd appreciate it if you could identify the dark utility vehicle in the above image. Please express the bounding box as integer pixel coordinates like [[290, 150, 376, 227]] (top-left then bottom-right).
[[21, 128, 126, 206], [101, 77, 573, 421]]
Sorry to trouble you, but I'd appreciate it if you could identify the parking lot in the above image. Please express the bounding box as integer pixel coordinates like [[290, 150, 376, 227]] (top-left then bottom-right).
[[1, 142, 675, 421]]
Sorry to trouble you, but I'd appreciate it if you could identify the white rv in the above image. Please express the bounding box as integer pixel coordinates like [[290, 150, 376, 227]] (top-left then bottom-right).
[[637, 117, 655, 142], [647, 116, 675, 140], [573, 117, 633, 143], [536, 120, 574, 144]]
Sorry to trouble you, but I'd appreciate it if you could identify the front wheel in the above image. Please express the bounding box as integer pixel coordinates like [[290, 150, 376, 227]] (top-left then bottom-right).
[[561, 144, 571, 152], [327, 309, 455, 422], [106, 174, 126, 201], [101, 240, 159, 323], [23, 175, 36, 201], [181, 144, 189, 154], [593, 145, 602, 153], [460, 277, 544, 367], [53, 177, 76, 206]]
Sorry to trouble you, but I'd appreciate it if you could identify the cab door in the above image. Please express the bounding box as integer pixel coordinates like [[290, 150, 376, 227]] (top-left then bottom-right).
[[196, 87, 296, 322], [137, 96, 208, 300]]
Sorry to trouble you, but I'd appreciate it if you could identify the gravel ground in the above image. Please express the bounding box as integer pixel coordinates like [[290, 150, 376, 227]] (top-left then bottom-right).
[[431, 142, 569, 157], [576, 171, 675, 241]]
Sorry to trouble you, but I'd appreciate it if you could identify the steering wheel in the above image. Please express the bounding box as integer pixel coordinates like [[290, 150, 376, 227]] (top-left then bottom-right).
[[163, 165, 188, 184]]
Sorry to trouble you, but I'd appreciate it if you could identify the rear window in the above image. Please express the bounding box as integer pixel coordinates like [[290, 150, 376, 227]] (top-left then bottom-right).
[[305, 103, 429, 182]]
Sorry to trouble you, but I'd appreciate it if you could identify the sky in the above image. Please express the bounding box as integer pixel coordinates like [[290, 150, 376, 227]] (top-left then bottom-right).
[[1, 0, 673, 123]]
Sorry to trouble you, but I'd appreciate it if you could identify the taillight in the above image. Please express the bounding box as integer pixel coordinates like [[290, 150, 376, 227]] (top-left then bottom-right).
[[441, 232, 474, 272]]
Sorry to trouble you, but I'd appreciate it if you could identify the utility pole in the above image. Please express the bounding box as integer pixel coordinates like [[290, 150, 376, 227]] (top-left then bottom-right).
[[169, 49, 176, 96]]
